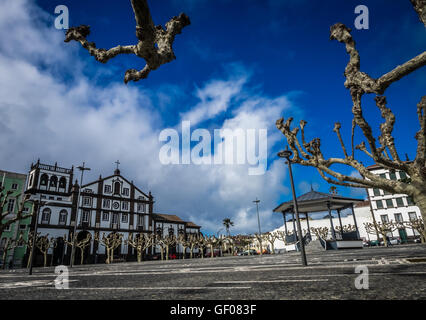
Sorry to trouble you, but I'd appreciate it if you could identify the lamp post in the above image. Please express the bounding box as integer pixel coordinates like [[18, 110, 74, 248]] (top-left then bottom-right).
[[278, 146, 307, 266], [70, 162, 91, 268], [253, 198, 263, 256]]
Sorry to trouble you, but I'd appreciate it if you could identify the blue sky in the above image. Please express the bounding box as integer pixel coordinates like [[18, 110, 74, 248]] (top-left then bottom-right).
[[0, 0, 425, 235]]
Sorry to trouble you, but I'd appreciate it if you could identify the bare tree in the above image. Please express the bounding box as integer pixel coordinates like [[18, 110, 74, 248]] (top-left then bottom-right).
[[1, 235, 22, 269], [22, 231, 38, 269], [64, 233, 92, 265], [126, 233, 154, 262], [197, 235, 206, 259], [75, 233, 92, 265], [364, 221, 398, 247], [310, 227, 330, 240], [155, 234, 176, 261], [187, 234, 199, 259], [204, 235, 217, 258], [36, 235, 55, 267], [64, 0, 190, 83], [177, 234, 190, 259], [263, 232, 279, 254], [403, 218, 426, 243], [0, 187, 33, 240], [95, 232, 123, 264], [276, 2, 426, 230]]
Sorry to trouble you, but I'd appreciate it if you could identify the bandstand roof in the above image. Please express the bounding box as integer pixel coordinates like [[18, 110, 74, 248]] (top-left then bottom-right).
[[273, 190, 364, 214]]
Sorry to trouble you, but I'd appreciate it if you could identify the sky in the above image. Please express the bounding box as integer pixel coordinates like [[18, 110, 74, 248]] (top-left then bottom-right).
[[0, 0, 424, 236]]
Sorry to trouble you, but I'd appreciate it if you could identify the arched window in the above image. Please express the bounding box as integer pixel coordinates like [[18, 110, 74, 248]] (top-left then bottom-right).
[[59, 177, 67, 189], [40, 174, 48, 187], [49, 175, 58, 188], [59, 210, 67, 225], [41, 208, 51, 224], [114, 181, 121, 195]]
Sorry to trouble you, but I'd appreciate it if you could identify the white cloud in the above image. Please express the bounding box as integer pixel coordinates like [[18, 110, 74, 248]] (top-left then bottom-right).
[[0, 0, 298, 235]]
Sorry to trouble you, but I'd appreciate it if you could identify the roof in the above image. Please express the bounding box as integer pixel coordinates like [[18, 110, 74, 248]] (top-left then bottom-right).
[[273, 190, 364, 214], [82, 171, 151, 199], [152, 213, 186, 223], [367, 161, 413, 171], [354, 200, 370, 208], [152, 213, 201, 229], [186, 221, 201, 228]]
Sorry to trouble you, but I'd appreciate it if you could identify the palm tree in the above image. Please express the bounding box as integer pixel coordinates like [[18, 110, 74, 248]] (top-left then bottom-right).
[[222, 218, 234, 237]]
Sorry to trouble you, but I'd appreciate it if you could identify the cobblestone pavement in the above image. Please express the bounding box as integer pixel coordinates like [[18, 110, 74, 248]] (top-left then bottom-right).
[[0, 244, 425, 300]]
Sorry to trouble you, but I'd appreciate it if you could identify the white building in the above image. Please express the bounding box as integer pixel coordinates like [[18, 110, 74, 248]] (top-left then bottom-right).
[[24, 161, 201, 265], [366, 164, 422, 241]]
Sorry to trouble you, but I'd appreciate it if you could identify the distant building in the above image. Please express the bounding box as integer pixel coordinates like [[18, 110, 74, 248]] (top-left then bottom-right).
[[22, 160, 202, 266], [366, 164, 422, 241], [152, 213, 201, 256], [0, 170, 33, 268]]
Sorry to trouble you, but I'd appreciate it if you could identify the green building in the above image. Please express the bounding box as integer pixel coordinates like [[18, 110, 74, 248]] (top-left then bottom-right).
[[0, 170, 33, 268]]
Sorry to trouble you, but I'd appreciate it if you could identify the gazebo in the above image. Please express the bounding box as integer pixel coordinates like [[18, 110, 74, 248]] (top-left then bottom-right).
[[273, 190, 365, 250]]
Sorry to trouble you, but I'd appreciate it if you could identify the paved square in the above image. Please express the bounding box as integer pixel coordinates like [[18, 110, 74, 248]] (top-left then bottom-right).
[[0, 244, 425, 300]]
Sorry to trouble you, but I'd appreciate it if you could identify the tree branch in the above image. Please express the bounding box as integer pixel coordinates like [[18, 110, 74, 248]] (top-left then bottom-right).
[[65, 0, 190, 83]]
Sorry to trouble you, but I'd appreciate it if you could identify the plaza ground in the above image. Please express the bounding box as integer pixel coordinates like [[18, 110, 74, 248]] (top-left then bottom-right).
[[0, 244, 425, 300]]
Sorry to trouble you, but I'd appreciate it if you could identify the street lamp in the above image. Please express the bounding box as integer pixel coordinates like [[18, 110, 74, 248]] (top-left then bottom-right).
[[70, 162, 91, 268], [278, 146, 307, 266], [253, 198, 263, 256]]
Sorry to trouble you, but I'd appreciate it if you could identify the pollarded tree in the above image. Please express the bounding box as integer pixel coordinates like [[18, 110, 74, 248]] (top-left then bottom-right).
[[276, 1, 426, 232], [204, 235, 218, 258], [403, 218, 426, 243], [364, 221, 398, 247], [310, 227, 330, 240], [197, 235, 206, 259], [186, 233, 198, 259], [263, 232, 279, 254], [95, 232, 123, 264], [177, 233, 190, 259], [1, 235, 22, 269], [155, 234, 176, 261], [64, 0, 190, 83], [126, 233, 154, 262], [36, 235, 55, 268]]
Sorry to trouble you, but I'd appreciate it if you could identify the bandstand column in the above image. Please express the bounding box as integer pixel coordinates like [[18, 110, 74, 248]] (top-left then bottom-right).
[[327, 202, 336, 240], [350, 203, 360, 239]]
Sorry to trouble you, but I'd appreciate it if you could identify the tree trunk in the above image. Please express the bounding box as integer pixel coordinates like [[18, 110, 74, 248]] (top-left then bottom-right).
[[137, 248, 142, 263], [27, 250, 33, 268], [43, 252, 47, 267], [413, 193, 426, 226], [2, 250, 7, 269]]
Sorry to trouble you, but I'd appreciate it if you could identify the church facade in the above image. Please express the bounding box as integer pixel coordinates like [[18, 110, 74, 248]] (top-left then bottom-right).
[[24, 160, 201, 265]]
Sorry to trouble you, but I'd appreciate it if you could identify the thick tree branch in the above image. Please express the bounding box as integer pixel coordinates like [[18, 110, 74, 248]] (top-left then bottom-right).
[[410, 0, 426, 25], [65, 0, 190, 83], [330, 23, 426, 95]]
